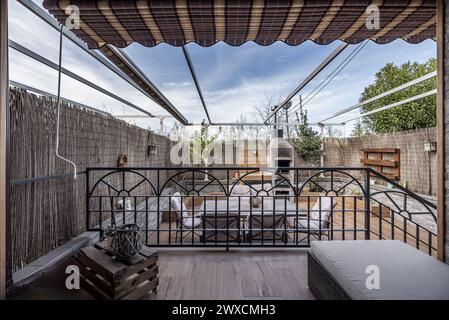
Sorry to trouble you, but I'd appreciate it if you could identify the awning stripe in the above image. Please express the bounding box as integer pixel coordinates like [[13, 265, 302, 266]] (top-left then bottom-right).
[[393, 0, 436, 41], [256, 0, 291, 45], [383, 0, 434, 42], [176, 0, 195, 42], [309, 0, 344, 41], [404, 15, 436, 41], [350, 1, 422, 44], [98, 0, 134, 44], [246, 0, 265, 41], [339, 0, 383, 42], [113, 1, 156, 46], [225, 0, 252, 46], [42, 0, 437, 48], [286, 0, 332, 45], [149, 0, 185, 46], [214, 0, 226, 41], [277, 0, 304, 41], [136, 0, 164, 44], [58, 0, 106, 47], [189, 0, 216, 46], [371, 0, 423, 41]]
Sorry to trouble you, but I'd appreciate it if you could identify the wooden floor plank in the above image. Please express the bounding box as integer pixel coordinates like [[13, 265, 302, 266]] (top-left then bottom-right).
[[145, 250, 313, 300]]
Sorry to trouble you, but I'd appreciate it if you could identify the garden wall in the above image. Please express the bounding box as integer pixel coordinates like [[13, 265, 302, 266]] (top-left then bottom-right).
[[9, 88, 174, 271], [322, 128, 437, 196]]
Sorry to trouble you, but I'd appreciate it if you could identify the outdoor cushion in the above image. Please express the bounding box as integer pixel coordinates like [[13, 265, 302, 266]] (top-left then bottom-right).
[[171, 192, 201, 228], [288, 197, 334, 229], [171, 192, 188, 216], [310, 240, 449, 300], [181, 216, 201, 228], [310, 197, 334, 222]]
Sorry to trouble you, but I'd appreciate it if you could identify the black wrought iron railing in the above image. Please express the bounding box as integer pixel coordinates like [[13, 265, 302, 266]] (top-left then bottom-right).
[[85, 167, 437, 255]]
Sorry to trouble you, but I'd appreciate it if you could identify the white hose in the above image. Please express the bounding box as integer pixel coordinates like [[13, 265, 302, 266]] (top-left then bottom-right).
[[55, 25, 77, 179]]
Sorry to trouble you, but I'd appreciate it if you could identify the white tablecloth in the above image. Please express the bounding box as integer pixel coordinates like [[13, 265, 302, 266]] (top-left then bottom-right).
[[197, 198, 306, 217]]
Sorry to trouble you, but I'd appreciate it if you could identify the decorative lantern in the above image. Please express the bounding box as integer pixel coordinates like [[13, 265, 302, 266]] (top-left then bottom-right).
[[109, 224, 144, 265]]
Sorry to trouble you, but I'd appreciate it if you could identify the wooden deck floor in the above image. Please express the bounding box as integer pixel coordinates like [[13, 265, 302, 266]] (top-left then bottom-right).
[[11, 250, 313, 300], [146, 250, 313, 300]]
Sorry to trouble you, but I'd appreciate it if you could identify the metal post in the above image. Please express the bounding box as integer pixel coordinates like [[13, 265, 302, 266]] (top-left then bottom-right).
[[159, 118, 164, 135], [319, 124, 324, 168], [182, 46, 211, 123], [364, 169, 371, 240], [85, 169, 90, 231], [0, 0, 11, 298]]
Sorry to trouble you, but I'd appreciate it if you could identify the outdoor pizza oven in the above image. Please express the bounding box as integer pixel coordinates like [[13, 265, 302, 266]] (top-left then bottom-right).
[[268, 129, 295, 197]]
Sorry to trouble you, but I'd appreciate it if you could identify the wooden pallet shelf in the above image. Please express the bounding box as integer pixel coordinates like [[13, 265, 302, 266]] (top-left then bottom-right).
[[361, 148, 400, 180]]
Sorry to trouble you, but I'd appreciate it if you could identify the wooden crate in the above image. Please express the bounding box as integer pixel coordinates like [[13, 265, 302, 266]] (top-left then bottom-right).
[[72, 242, 158, 300]]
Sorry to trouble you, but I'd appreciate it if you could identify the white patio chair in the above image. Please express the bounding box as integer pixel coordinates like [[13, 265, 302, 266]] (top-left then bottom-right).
[[171, 192, 202, 242], [289, 197, 336, 240]]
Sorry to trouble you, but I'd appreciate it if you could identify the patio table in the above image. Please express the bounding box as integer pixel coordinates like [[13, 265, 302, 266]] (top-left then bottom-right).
[[197, 198, 306, 217]]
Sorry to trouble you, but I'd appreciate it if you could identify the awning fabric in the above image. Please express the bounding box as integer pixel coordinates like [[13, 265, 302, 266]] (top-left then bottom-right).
[[43, 0, 436, 49]]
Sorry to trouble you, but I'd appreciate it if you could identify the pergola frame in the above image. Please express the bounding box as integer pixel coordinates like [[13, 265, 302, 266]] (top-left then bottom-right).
[[9, 40, 157, 118], [0, 0, 446, 298], [16, 0, 188, 124], [265, 43, 349, 124], [0, 0, 10, 299]]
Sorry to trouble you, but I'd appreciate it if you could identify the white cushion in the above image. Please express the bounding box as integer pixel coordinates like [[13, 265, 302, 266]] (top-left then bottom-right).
[[181, 216, 202, 228], [296, 218, 320, 230], [310, 197, 334, 223], [171, 192, 188, 217], [287, 197, 334, 230]]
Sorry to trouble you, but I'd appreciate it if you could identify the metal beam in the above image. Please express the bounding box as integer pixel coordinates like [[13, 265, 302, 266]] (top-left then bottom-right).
[[0, 0, 11, 298], [9, 80, 110, 116], [186, 122, 345, 126], [105, 46, 188, 124], [17, 1, 146, 98], [334, 89, 437, 123], [182, 46, 211, 123], [265, 42, 349, 123], [319, 71, 437, 123], [113, 115, 172, 119], [9, 40, 156, 118], [17, 0, 189, 125]]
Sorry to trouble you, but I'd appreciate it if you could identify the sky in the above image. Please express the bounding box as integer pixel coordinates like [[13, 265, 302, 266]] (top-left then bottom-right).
[[8, 0, 437, 137]]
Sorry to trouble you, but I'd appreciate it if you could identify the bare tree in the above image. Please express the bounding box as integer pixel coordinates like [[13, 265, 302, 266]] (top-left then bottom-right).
[[254, 94, 281, 138]]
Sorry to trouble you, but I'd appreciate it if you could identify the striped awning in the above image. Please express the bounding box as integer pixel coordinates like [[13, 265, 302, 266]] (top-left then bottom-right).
[[43, 0, 436, 49]]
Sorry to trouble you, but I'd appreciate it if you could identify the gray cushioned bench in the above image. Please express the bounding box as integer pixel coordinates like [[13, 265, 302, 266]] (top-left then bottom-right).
[[308, 240, 449, 300]]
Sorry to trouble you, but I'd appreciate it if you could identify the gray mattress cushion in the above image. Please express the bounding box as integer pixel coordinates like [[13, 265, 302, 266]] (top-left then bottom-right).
[[310, 240, 449, 300]]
